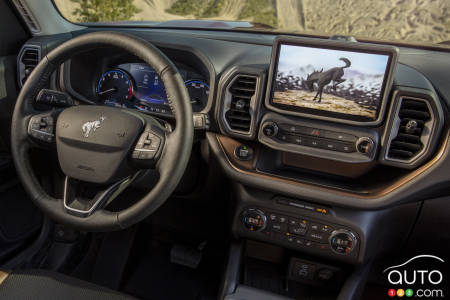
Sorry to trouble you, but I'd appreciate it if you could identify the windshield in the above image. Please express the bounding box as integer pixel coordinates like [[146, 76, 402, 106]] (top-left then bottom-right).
[[54, 0, 450, 47]]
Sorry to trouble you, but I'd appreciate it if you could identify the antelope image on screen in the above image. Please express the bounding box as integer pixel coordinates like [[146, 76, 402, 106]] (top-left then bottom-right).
[[273, 45, 390, 120]]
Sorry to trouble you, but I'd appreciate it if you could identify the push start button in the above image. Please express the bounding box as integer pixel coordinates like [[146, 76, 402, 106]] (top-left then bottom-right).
[[234, 145, 254, 161]]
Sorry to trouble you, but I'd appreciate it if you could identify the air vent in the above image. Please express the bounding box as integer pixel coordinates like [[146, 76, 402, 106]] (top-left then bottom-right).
[[12, 0, 41, 34], [18, 46, 41, 87], [225, 75, 257, 133], [387, 97, 432, 161]]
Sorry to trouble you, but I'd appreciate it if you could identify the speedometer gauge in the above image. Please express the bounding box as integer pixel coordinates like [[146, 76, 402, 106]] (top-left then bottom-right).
[[185, 80, 209, 112], [97, 69, 134, 108]]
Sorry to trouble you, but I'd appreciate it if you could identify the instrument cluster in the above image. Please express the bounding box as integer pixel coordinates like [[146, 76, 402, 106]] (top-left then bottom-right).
[[96, 63, 210, 115]]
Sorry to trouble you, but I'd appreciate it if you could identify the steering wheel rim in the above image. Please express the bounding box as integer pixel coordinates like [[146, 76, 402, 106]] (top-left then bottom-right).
[[11, 31, 194, 231]]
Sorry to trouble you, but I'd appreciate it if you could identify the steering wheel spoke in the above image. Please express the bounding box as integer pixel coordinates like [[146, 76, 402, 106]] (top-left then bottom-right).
[[63, 173, 139, 218]]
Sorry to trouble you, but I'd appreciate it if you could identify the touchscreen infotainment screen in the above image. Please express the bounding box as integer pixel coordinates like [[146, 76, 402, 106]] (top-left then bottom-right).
[[271, 43, 392, 122]]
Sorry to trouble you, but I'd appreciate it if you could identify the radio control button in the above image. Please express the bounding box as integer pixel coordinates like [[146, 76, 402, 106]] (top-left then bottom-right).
[[276, 133, 288, 142], [317, 140, 338, 151], [278, 124, 310, 135], [262, 122, 278, 137], [335, 142, 356, 153], [307, 138, 321, 148], [356, 137, 375, 155], [322, 130, 357, 143]]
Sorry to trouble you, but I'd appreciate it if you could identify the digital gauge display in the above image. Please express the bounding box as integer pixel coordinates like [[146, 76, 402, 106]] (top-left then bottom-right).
[[97, 63, 209, 114], [131, 64, 172, 107]]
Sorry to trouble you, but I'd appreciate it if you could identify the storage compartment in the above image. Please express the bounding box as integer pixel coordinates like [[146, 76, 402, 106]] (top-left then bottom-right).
[[220, 240, 371, 300]]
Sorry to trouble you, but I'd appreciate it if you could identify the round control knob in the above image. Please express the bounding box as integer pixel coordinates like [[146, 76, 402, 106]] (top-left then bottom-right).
[[356, 137, 374, 155], [242, 208, 267, 232], [329, 229, 357, 255], [262, 122, 278, 137]]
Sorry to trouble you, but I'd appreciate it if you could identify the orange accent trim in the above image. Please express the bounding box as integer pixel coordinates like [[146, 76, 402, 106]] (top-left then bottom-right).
[[216, 133, 449, 199], [0, 270, 9, 285]]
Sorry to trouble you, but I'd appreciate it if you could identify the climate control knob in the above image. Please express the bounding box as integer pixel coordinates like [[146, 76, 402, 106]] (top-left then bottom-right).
[[329, 229, 357, 255], [262, 122, 278, 137], [242, 208, 267, 232]]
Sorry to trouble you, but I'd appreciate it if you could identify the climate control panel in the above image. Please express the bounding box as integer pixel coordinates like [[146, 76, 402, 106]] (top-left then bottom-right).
[[239, 207, 359, 258]]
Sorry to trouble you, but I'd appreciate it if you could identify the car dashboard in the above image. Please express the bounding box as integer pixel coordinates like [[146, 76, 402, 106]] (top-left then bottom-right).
[[16, 27, 450, 279]]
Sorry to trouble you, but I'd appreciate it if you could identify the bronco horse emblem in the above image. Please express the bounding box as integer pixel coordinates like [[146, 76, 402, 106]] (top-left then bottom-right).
[[82, 116, 105, 138]]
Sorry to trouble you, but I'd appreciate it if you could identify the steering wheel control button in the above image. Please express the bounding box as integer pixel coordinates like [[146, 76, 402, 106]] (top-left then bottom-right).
[[234, 145, 253, 161], [329, 229, 357, 255], [134, 130, 163, 161], [193, 113, 210, 130], [28, 115, 55, 143], [242, 208, 267, 232], [36, 89, 73, 107]]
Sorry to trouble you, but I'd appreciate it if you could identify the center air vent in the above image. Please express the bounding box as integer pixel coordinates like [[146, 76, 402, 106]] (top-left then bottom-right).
[[387, 97, 433, 162], [224, 75, 257, 133], [18, 46, 41, 87]]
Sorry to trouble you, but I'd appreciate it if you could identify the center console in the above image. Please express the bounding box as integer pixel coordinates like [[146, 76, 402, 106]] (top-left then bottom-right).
[[215, 35, 445, 300], [232, 191, 362, 265], [241, 205, 358, 256], [258, 36, 397, 165]]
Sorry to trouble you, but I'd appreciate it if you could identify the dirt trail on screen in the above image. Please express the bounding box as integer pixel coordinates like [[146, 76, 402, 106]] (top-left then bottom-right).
[[273, 90, 376, 119]]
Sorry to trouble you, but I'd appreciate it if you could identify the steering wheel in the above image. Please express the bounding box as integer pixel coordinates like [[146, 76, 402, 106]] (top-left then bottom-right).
[[11, 32, 194, 231]]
